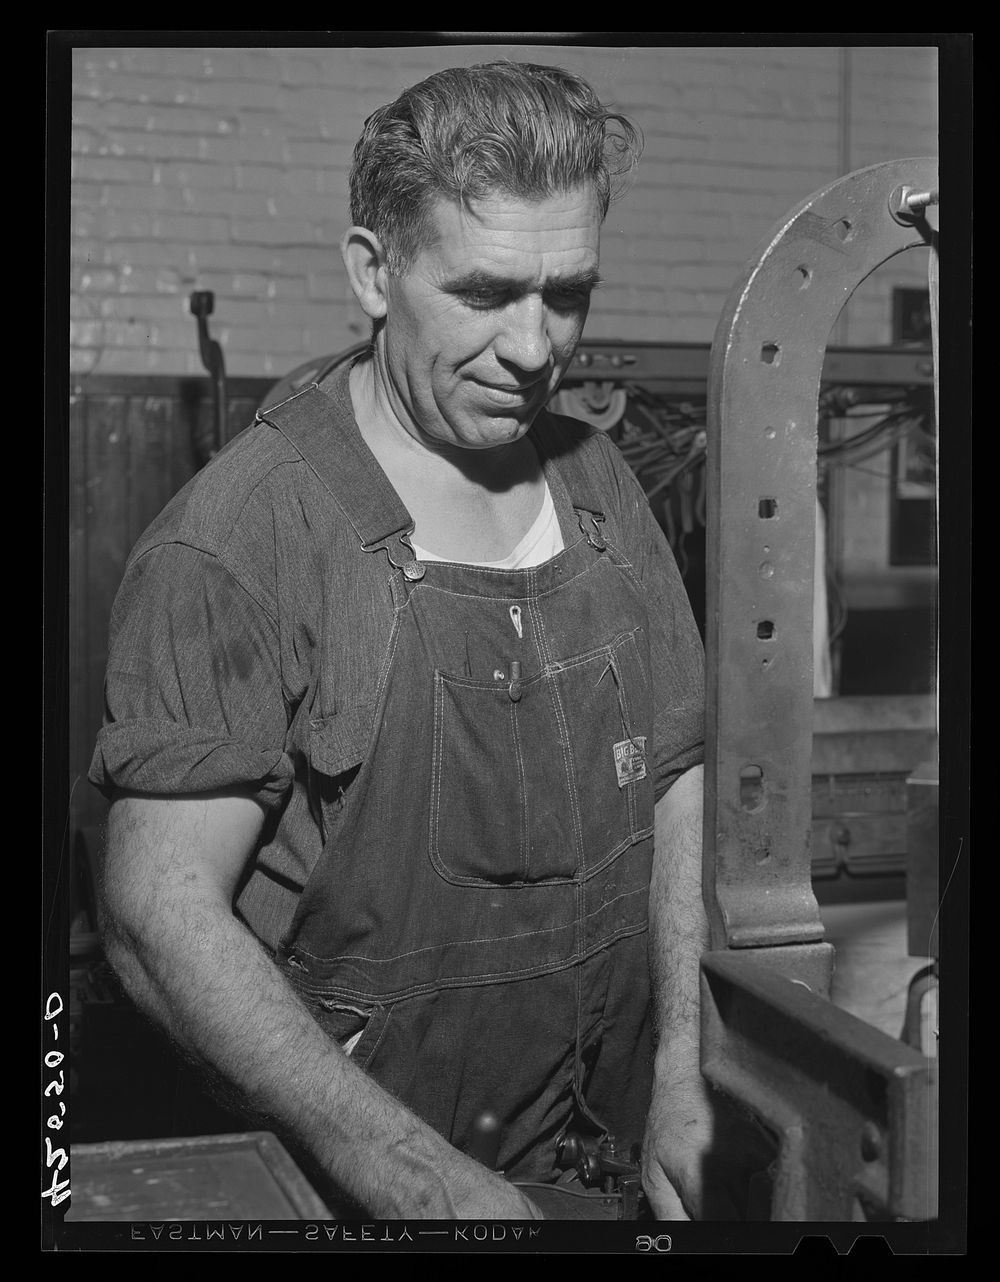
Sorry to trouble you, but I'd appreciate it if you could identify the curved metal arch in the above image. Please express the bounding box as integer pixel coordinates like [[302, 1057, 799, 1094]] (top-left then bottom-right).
[[703, 158, 938, 953]]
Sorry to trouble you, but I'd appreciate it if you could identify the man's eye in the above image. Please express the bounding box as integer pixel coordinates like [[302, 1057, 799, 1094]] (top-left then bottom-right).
[[546, 288, 592, 311], [460, 290, 507, 310]]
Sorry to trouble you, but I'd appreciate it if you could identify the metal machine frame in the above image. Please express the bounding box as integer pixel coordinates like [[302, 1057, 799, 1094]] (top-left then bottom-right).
[[700, 158, 939, 1221], [186, 161, 943, 1222]]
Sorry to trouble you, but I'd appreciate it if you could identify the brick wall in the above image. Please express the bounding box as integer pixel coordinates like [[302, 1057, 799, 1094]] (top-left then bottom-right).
[[70, 43, 938, 379]]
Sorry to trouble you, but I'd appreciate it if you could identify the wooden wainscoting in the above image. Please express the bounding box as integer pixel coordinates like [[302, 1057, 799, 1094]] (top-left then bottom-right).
[[68, 375, 274, 854]]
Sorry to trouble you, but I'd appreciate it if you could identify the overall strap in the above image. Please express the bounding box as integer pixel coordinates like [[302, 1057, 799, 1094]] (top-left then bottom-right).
[[256, 381, 417, 564], [531, 410, 609, 549]]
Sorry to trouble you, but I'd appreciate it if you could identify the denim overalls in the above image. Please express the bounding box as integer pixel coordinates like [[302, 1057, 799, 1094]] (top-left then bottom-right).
[[261, 385, 656, 1183]]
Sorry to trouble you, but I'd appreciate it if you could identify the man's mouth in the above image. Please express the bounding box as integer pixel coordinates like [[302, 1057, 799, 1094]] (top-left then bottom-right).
[[475, 377, 548, 401]]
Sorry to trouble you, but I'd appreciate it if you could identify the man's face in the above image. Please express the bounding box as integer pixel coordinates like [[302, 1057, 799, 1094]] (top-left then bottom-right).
[[378, 187, 602, 450]]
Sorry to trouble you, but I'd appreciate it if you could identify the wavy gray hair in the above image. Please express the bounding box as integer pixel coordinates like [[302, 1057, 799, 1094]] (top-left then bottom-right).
[[349, 61, 642, 272]]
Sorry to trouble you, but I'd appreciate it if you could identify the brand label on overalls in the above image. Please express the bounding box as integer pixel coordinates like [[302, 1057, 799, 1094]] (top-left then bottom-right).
[[613, 737, 647, 788]]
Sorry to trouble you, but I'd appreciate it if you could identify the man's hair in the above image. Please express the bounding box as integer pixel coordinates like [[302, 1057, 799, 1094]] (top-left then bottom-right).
[[349, 61, 642, 272]]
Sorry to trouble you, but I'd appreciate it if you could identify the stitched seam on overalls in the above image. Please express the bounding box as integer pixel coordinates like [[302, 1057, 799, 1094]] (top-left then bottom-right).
[[428, 828, 648, 889], [430, 666, 544, 694], [578, 828, 655, 877], [294, 923, 651, 1004], [404, 577, 588, 603], [601, 538, 645, 594], [609, 644, 640, 838], [537, 547, 586, 1113], [311, 569, 402, 729], [530, 567, 586, 868], [509, 696, 530, 881], [305, 560, 402, 847], [372, 580, 407, 712], [359, 1006, 392, 1066], [528, 553, 590, 1127], [430, 672, 444, 870], [542, 630, 639, 674], [291, 883, 648, 966], [364, 569, 425, 712]]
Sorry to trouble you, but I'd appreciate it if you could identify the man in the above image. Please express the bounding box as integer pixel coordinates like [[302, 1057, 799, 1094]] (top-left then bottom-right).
[[91, 61, 728, 1219]]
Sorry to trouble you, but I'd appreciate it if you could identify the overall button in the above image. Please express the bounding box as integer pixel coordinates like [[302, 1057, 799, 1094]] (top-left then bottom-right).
[[403, 561, 426, 581]]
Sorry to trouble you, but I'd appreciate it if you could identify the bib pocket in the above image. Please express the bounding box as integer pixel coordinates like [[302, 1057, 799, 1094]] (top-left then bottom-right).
[[430, 628, 653, 887]]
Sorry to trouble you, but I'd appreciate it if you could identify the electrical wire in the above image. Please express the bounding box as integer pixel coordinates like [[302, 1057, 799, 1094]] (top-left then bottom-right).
[[592, 382, 932, 596]]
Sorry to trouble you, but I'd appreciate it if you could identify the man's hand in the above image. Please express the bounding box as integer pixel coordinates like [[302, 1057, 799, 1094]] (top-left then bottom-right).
[[99, 793, 544, 1221], [431, 1164, 544, 1220], [641, 1072, 775, 1220]]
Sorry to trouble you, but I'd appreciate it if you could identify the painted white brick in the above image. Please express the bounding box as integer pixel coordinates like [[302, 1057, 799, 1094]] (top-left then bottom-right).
[[183, 190, 272, 217], [70, 44, 941, 377], [103, 130, 204, 161], [220, 323, 307, 355], [234, 162, 292, 193], [103, 241, 192, 267], [148, 214, 230, 243], [123, 106, 240, 136], [100, 295, 193, 321], [198, 135, 285, 164], [232, 110, 288, 139], [152, 160, 235, 190], [73, 155, 155, 184], [117, 266, 187, 295], [278, 52, 326, 85], [75, 267, 120, 293], [190, 78, 296, 111], [230, 218, 316, 246]]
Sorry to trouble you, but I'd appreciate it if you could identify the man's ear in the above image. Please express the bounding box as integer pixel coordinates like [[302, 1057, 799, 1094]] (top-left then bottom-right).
[[341, 226, 389, 320]]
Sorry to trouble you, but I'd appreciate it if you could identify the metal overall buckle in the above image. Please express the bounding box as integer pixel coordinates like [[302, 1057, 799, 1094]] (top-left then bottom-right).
[[579, 510, 607, 550], [363, 530, 426, 580]]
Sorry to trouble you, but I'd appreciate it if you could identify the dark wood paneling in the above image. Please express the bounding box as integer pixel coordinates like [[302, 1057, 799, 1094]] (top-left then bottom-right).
[[68, 376, 274, 847], [127, 395, 176, 549], [80, 396, 130, 839]]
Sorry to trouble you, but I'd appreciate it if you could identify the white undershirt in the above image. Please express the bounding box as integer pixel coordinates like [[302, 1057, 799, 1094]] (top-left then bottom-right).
[[409, 483, 565, 569]]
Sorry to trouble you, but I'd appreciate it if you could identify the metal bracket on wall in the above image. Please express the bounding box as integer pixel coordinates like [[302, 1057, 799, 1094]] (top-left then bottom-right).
[[189, 290, 229, 458], [702, 158, 939, 1219]]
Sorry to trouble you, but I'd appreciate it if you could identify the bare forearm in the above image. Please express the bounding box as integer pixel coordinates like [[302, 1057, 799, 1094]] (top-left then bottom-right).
[[644, 765, 773, 1218], [103, 895, 502, 1215], [99, 796, 535, 1219], [649, 764, 707, 1081]]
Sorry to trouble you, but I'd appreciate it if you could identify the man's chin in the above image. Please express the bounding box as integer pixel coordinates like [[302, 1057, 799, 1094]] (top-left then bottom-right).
[[470, 408, 542, 446]]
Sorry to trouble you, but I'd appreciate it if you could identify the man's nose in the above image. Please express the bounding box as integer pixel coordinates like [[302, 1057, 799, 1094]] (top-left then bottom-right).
[[493, 296, 552, 373]]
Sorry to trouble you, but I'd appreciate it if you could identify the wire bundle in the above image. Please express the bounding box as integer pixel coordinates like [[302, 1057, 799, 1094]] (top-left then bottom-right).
[[607, 384, 709, 577], [554, 379, 934, 612], [818, 385, 935, 479]]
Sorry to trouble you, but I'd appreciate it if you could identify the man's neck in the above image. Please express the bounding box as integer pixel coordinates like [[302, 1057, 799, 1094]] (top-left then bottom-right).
[[348, 357, 534, 492], [347, 358, 548, 561]]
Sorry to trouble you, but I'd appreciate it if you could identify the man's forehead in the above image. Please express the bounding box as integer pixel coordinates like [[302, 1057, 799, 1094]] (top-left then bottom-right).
[[422, 187, 602, 265]]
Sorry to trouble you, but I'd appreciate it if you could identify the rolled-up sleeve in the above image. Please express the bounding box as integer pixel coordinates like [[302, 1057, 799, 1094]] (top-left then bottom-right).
[[89, 541, 294, 808]]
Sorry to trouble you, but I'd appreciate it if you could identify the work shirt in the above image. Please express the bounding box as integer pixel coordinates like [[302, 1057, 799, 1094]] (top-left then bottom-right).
[[89, 362, 705, 1180], [90, 363, 704, 953]]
